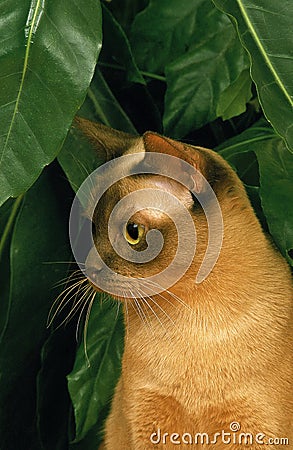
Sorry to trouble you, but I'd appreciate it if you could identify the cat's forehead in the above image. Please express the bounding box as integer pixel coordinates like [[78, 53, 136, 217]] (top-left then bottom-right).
[[92, 174, 193, 227], [105, 174, 192, 205]]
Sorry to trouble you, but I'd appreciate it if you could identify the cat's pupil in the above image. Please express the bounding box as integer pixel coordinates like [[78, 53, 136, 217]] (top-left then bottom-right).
[[127, 223, 139, 240]]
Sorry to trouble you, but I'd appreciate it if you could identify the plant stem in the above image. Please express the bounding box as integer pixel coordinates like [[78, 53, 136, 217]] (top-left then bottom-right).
[[218, 135, 276, 156], [87, 87, 111, 126], [0, 194, 24, 263], [98, 61, 166, 82]]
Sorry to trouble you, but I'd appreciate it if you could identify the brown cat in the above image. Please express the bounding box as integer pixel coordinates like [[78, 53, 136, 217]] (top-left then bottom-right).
[[76, 118, 293, 449]]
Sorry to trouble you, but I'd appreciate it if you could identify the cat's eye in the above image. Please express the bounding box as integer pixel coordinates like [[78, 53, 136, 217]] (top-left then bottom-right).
[[124, 222, 145, 245]]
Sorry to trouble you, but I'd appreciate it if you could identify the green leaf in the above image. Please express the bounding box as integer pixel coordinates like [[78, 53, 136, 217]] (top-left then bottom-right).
[[255, 140, 293, 264], [0, 199, 20, 335], [67, 298, 124, 442], [0, 197, 23, 263], [100, 4, 146, 85], [216, 69, 252, 120], [225, 149, 259, 187], [58, 69, 137, 192], [212, 0, 293, 152], [130, 0, 204, 75], [0, 1, 102, 207], [130, 0, 249, 137], [87, 70, 137, 134], [216, 119, 275, 158], [0, 166, 72, 448], [37, 326, 77, 450], [163, 2, 249, 137], [217, 120, 293, 264], [69, 404, 109, 450], [58, 124, 103, 194]]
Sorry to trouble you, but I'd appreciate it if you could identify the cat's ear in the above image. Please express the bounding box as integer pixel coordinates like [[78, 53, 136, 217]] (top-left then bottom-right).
[[143, 132, 210, 194], [143, 131, 233, 195], [74, 117, 140, 161]]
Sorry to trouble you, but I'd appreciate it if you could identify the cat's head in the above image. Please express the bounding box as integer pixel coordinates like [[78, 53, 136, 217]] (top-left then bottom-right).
[[73, 118, 248, 300]]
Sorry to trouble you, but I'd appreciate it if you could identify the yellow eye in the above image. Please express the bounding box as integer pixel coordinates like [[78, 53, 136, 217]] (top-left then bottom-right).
[[124, 222, 145, 245]]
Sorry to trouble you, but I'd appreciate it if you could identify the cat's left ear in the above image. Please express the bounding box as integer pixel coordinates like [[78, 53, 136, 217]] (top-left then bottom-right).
[[143, 132, 211, 194], [74, 117, 141, 161]]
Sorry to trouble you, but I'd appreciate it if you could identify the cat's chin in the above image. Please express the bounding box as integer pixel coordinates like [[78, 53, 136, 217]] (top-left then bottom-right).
[[88, 281, 103, 293], [88, 280, 125, 301]]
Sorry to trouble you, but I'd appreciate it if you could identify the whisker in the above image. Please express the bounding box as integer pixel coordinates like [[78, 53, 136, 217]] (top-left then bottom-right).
[[53, 267, 86, 283], [83, 290, 97, 368], [143, 279, 193, 312], [64, 284, 93, 327], [140, 294, 164, 328], [47, 278, 88, 326], [76, 288, 94, 342], [136, 287, 167, 333], [122, 289, 130, 337], [115, 300, 121, 321], [131, 287, 154, 335], [53, 271, 86, 289], [139, 282, 179, 311], [47, 280, 85, 326], [137, 285, 191, 349], [128, 286, 147, 328], [50, 283, 91, 331], [150, 295, 191, 348], [134, 297, 146, 325]]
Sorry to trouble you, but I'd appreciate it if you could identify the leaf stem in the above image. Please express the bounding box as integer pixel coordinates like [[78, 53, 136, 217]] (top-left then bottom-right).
[[0, 0, 43, 166], [98, 61, 166, 82], [87, 87, 111, 127], [218, 134, 276, 156], [236, 0, 293, 108], [0, 194, 24, 263]]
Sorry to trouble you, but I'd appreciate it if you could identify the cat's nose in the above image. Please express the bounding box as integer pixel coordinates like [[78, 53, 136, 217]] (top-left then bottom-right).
[[85, 247, 103, 285], [86, 266, 102, 285]]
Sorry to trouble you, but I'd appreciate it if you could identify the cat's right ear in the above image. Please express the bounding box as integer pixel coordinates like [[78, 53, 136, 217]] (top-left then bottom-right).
[[74, 117, 140, 161]]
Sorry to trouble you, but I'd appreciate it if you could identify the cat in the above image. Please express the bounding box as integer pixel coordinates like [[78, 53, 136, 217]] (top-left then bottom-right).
[[75, 117, 293, 449]]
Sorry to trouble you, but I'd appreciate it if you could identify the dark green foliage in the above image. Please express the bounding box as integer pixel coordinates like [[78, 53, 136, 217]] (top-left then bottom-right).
[[0, 1, 292, 449]]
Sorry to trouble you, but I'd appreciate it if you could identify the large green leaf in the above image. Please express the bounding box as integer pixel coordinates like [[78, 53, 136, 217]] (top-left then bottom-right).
[[86, 70, 137, 134], [37, 325, 77, 450], [58, 69, 136, 192], [100, 4, 145, 85], [217, 120, 293, 264], [255, 140, 293, 264], [216, 69, 252, 120], [130, 0, 205, 74], [216, 121, 276, 159], [0, 198, 23, 334], [130, 0, 249, 137], [0, 167, 72, 449], [212, 0, 293, 152], [0, 1, 102, 207], [69, 406, 109, 450], [67, 298, 124, 441], [165, 4, 249, 137]]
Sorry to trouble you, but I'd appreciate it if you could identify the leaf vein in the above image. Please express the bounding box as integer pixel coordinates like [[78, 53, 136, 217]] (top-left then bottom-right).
[[236, 0, 293, 107], [0, 0, 44, 167]]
